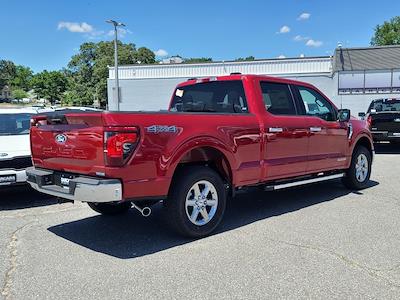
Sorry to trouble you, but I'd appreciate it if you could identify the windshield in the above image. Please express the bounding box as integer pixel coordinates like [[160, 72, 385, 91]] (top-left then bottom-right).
[[0, 113, 32, 136], [368, 99, 400, 112]]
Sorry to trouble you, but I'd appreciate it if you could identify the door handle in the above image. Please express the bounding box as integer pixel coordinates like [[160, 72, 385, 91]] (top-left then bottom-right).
[[269, 127, 283, 133], [309, 127, 322, 132]]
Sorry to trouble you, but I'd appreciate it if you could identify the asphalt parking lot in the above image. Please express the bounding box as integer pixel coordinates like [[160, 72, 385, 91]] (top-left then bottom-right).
[[1, 144, 400, 300]]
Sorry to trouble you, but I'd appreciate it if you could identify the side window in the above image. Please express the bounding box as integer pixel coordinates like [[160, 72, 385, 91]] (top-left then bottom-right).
[[260, 82, 297, 115], [297, 86, 336, 121]]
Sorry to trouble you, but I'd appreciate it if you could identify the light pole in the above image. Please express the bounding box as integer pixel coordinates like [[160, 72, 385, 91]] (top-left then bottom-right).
[[106, 19, 125, 111]]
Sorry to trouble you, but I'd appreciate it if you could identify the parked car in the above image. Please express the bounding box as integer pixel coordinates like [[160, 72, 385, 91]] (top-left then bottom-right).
[[359, 98, 400, 144], [0, 108, 37, 186], [0, 98, 11, 104], [27, 74, 373, 237]]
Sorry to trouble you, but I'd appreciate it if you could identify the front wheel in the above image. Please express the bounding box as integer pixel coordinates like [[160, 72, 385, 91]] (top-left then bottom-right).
[[165, 166, 227, 238], [87, 201, 131, 215], [342, 146, 372, 190]]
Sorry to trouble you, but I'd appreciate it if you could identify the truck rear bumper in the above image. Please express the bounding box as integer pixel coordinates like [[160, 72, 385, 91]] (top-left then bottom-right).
[[26, 167, 122, 203], [0, 169, 28, 186], [371, 131, 400, 142]]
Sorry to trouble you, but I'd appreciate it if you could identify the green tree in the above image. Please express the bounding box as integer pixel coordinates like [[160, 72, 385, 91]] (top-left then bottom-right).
[[235, 56, 255, 61], [67, 41, 143, 106], [135, 47, 156, 64], [11, 65, 33, 91], [0, 60, 16, 89], [32, 70, 67, 104], [184, 57, 213, 63], [12, 88, 28, 101], [371, 16, 400, 46]]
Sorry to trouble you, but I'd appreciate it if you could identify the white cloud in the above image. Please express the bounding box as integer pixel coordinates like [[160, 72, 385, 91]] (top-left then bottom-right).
[[306, 39, 323, 47], [58, 22, 93, 33], [297, 13, 311, 21], [299, 54, 305, 58], [277, 25, 290, 34], [293, 35, 309, 41], [277, 55, 286, 59], [154, 49, 168, 57]]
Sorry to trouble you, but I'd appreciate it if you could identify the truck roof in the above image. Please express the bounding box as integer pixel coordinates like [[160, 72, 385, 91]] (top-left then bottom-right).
[[177, 74, 316, 89]]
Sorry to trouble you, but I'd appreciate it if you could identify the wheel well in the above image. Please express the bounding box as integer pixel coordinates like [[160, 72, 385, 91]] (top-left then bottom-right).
[[173, 146, 232, 186], [354, 137, 373, 159]]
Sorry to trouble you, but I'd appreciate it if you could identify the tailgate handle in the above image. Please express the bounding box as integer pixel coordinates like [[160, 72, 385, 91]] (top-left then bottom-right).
[[269, 127, 283, 133], [310, 127, 322, 132]]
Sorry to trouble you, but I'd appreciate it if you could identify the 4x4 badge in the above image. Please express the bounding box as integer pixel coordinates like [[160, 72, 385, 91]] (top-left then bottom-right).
[[146, 125, 177, 134]]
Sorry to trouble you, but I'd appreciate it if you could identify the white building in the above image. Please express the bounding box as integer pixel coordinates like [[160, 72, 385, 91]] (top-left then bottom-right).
[[108, 45, 400, 114]]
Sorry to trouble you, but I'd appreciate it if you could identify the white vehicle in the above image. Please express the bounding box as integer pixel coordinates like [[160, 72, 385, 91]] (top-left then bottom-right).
[[0, 108, 36, 186]]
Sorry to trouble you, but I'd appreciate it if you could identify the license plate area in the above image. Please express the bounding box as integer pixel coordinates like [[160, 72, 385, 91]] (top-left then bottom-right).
[[54, 173, 76, 189], [0, 175, 16, 185]]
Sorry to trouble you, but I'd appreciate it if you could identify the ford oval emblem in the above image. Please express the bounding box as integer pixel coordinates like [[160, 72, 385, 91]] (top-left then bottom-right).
[[55, 134, 67, 144]]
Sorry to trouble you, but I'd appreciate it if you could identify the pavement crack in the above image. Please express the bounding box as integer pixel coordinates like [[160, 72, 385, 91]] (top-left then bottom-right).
[[1, 221, 36, 300], [266, 237, 400, 289]]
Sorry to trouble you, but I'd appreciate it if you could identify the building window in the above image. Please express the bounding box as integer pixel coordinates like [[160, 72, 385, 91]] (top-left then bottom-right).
[[393, 70, 400, 93], [338, 70, 400, 95]]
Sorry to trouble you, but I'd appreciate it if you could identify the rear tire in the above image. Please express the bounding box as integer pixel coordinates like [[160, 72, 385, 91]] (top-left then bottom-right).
[[87, 202, 131, 215], [165, 166, 227, 238], [342, 146, 372, 190]]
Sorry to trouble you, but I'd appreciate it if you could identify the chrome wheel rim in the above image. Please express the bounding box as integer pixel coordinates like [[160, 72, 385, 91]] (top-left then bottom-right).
[[185, 180, 218, 226], [355, 153, 369, 182]]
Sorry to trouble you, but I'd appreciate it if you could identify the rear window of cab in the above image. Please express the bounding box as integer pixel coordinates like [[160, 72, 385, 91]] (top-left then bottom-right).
[[170, 80, 249, 113]]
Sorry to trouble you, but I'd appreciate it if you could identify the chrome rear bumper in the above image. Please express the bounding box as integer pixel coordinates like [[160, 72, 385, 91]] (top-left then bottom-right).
[[26, 167, 122, 203]]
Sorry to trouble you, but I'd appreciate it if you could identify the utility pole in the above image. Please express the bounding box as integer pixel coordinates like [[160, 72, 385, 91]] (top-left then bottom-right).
[[106, 20, 125, 111]]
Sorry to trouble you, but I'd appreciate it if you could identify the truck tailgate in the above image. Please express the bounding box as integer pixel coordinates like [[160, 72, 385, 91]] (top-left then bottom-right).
[[370, 112, 400, 132], [30, 113, 106, 176]]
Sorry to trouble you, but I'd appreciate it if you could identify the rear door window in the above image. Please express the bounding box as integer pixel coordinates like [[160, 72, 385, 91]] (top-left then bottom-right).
[[170, 80, 248, 113], [260, 82, 297, 115]]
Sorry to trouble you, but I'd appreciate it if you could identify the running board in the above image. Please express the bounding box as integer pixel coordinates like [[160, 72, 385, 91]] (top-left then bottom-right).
[[264, 173, 345, 191]]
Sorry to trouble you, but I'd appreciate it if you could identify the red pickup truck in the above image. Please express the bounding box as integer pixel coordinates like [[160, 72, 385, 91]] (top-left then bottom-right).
[[27, 74, 373, 237]]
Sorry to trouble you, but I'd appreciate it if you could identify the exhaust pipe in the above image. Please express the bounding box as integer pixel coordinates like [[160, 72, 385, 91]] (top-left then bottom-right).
[[131, 202, 152, 217]]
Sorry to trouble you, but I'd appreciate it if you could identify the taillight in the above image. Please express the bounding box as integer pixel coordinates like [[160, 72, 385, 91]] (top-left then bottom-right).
[[104, 127, 139, 167], [31, 115, 48, 127], [367, 115, 372, 128]]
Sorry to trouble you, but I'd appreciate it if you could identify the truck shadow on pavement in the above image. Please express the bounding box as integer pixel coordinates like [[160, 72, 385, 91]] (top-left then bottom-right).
[[0, 185, 57, 210], [48, 179, 378, 259]]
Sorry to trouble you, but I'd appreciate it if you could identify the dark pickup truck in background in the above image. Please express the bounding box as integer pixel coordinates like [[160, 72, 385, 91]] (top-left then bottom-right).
[[359, 98, 400, 144]]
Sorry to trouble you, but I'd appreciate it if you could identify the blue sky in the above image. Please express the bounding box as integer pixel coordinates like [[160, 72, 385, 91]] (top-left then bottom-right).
[[1, 0, 399, 72]]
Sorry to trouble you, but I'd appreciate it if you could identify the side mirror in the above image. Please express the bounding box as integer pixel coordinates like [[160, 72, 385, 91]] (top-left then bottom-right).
[[338, 109, 351, 122], [358, 112, 366, 119]]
